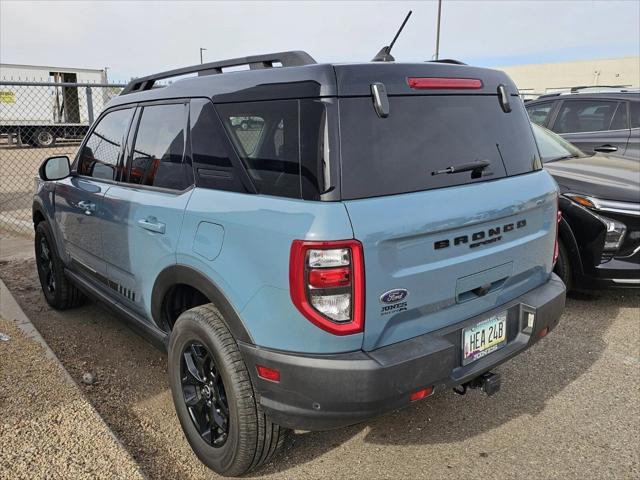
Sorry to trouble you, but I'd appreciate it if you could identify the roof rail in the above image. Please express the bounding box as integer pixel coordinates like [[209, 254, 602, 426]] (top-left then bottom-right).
[[427, 59, 467, 65], [570, 85, 628, 93], [121, 50, 316, 95]]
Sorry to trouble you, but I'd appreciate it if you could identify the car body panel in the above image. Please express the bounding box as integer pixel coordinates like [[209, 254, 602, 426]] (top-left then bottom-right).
[[176, 188, 362, 354], [101, 185, 194, 318], [343, 171, 558, 350], [53, 176, 109, 275]]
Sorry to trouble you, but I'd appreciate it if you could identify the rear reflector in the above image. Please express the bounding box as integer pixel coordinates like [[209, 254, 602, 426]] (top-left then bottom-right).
[[256, 365, 280, 382], [538, 327, 549, 339], [410, 386, 434, 401], [408, 77, 483, 90]]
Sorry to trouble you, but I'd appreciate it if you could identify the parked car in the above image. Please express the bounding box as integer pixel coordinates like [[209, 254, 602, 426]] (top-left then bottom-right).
[[33, 50, 566, 476], [533, 123, 640, 290], [526, 91, 640, 159]]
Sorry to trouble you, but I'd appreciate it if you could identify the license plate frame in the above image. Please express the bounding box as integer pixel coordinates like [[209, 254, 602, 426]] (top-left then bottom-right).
[[462, 312, 507, 365]]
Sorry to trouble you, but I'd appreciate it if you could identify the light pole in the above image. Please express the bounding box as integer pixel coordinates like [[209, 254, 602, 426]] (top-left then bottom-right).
[[200, 47, 207, 64], [434, 0, 442, 60]]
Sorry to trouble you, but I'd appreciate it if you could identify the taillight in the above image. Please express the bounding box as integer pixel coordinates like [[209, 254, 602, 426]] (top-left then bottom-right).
[[289, 239, 364, 335], [407, 77, 483, 90], [553, 197, 562, 265]]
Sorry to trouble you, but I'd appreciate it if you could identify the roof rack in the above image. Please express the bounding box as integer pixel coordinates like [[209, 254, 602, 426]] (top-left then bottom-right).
[[570, 85, 629, 92], [121, 50, 316, 95], [427, 59, 467, 65]]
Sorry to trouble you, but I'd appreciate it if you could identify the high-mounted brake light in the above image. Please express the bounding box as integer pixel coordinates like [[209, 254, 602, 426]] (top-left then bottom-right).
[[290, 240, 365, 335], [407, 77, 483, 90]]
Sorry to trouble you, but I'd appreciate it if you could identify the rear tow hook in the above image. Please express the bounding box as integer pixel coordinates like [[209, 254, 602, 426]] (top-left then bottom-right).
[[453, 371, 501, 397]]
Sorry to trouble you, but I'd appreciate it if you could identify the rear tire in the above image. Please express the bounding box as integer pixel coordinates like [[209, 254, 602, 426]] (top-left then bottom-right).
[[168, 304, 287, 476], [32, 128, 56, 148], [553, 239, 573, 291], [35, 221, 85, 309]]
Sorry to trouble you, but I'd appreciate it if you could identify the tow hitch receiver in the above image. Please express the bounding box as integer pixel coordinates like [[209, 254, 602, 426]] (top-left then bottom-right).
[[453, 372, 501, 396]]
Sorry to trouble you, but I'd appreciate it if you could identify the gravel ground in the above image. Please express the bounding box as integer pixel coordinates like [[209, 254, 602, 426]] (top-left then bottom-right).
[[0, 316, 145, 479], [0, 252, 638, 479]]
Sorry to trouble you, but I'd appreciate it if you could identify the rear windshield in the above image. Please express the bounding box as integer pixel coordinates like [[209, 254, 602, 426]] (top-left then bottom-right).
[[338, 95, 542, 199]]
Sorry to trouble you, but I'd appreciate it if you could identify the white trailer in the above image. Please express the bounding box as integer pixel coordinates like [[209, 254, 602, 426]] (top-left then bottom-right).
[[0, 64, 121, 147]]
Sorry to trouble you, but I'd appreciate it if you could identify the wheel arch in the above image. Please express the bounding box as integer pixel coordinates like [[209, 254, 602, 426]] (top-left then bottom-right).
[[151, 264, 253, 344], [558, 215, 583, 276]]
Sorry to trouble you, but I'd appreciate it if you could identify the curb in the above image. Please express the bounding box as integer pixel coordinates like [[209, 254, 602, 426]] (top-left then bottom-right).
[[0, 278, 148, 479]]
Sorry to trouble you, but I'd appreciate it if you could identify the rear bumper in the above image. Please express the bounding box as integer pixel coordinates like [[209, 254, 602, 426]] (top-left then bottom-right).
[[240, 274, 566, 431]]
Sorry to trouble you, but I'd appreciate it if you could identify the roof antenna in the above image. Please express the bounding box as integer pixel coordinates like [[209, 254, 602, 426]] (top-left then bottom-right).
[[371, 10, 413, 62]]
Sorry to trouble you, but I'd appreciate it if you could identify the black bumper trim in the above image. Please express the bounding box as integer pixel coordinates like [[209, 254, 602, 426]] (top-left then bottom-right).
[[240, 274, 566, 431]]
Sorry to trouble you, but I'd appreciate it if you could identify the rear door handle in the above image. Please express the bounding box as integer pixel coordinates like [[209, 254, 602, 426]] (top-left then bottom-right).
[[593, 144, 618, 153], [138, 217, 166, 234], [76, 200, 96, 214]]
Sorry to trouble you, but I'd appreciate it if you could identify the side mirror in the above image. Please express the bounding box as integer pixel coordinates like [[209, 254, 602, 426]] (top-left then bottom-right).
[[39, 156, 71, 181]]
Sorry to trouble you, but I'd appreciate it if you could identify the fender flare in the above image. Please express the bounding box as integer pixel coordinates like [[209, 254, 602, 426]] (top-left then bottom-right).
[[151, 264, 253, 344], [558, 216, 584, 276]]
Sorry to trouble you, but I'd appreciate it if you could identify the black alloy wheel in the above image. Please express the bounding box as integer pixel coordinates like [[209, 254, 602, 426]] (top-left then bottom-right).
[[181, 342, 230, 447], [37, 235, 56, 294]]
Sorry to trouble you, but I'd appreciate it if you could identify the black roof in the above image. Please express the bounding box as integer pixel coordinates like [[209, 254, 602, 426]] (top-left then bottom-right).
[[108, 51, 519, 109]]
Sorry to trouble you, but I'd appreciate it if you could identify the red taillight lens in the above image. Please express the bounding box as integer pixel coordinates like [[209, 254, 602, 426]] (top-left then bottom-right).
[[289, 239, 365, 335], [256, 365, 280, 382], [407, 77, 483, 90], [308, 267, 351, 288], [553, 198, 562, 265]]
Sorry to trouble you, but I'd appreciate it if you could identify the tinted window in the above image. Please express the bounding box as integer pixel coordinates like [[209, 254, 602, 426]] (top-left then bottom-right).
[[128, 103, 190, 190], [78, 108, 132, 180], [339, 95, 541, 200], [554, 100, 618, 133], [630, 102, 640, 129], [609, 103, 629, 130], [190, 99, 247, 192], [526, 101, 555, 126], [216, 100, 300, 198]]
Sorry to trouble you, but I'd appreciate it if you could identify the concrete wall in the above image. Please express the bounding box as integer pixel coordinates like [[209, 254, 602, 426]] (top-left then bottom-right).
[[496, 57, 640, 98]]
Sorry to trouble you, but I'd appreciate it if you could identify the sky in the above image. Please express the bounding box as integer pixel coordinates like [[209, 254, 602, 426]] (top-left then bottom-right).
[[1, 0, 639, 82]]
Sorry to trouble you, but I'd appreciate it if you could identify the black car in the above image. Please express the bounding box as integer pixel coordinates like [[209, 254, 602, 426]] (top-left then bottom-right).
[[533, 123, 640, 290], [526, 91, 640, 159]]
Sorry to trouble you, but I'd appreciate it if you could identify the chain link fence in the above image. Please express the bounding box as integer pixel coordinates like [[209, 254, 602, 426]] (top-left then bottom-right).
[[0, 81, 125, 236]]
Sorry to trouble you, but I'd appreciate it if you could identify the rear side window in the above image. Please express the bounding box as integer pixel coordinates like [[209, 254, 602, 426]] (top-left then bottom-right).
[[127, 103, 191, 190], [554, 100, 618, 133], [338, 95, 541, 200], [78, 108, 133, 180], [630, 102, 640, 129], [609, 103, 629, 130], [216, 100, 300, 198], [526, 101, 555, 126], [190, 99, 247, 193]]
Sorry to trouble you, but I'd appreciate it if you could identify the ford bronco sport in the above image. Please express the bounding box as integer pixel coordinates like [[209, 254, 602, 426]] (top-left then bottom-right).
[[33, 50, 566, 476]]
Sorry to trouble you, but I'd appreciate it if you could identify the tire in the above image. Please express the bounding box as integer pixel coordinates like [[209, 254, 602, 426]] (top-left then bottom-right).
[[32, 128, 56, 148], [553, 239, 573, 291], [35, 221, 85, 309], [168, 304, 287, 476]]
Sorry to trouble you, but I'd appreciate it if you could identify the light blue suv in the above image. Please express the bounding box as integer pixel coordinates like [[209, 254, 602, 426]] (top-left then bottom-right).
[[33, 51, 566, 476]]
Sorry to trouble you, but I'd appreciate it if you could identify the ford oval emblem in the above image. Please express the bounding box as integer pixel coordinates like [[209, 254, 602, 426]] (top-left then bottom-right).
[[380, 289, 409, 304]]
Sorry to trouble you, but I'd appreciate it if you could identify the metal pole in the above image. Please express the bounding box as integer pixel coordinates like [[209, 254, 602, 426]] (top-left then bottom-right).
[[435, 0, 442, 60], [86, 86, 94, 125], [200, 47, 207, 64]]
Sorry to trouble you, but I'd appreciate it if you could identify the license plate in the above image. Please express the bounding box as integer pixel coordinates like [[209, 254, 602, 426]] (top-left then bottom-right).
[[462, 313, 507, 365]]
